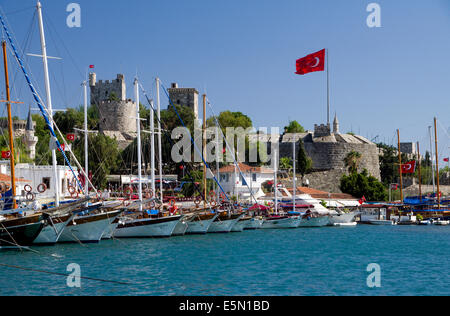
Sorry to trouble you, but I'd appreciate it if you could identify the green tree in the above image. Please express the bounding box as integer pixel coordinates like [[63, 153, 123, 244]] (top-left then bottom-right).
[[340, 169, 388, 201], [280, 157, 292, 170], [284, 121, 305, 133], [207, 111, 252, 130], [297, 139, 312, 177]]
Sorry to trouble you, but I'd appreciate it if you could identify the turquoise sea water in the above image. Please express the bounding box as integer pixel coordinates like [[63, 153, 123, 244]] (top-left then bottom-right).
[[0, 225, 449, 296]]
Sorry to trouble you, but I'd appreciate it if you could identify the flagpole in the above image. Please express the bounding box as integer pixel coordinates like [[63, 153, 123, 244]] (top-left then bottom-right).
[[397, 129, 403, 202], [327, 48, 330, 127], [434, 117, 440, 209]]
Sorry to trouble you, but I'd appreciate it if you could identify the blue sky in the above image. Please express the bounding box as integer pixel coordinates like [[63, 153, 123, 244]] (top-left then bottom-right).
[[0, 0, 449, 159]]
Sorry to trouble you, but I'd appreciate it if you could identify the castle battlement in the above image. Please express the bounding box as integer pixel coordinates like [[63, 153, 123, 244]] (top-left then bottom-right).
[[314, 124, 331, 137], [167, 82, 199, 120]]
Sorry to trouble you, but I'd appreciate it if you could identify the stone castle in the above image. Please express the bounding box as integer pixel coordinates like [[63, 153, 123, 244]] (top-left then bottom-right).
[[253, 115, 382, 193], [167, 83, 199, 120], [89, 73, 137, 148]]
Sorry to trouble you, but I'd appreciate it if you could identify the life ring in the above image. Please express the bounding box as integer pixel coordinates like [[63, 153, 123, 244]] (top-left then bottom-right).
[[71, 191, 79, 199], [24, 184, 33, 193], [194, 196, 202, 207], [144, 189, 153, 199], [210, 200, 217, 207], [26, 192, 35, 201], [37, 183, 47, 193], [220, 192, 226, 202], [123, 199, 130, 207], [124, 186, 133, 196], [169, 199, 176, 207], [209, 190, 216, 199], [68, 185, 76, 195]]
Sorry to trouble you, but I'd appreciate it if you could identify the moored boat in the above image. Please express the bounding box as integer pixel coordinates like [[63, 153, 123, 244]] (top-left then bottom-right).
[[261, 215, 301, 229], [0, 213, 47, 249], [298, 211, 329, 227], [231, 216, 253, 232], [208, 212, 244, 233], [172, 215, 193, 236], [244, 217, 264, 230], [114, 213, 182, 238], [186, 212, 218, 234]]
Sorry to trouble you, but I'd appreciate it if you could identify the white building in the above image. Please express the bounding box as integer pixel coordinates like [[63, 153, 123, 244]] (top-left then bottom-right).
[[13, 164, 79, 200], [217, 163, 274, 200]]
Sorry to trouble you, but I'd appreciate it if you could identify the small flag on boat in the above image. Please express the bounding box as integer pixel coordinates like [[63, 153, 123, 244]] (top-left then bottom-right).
[[67, 134, 76, 142], [89, 65, 95, 68], [444, 158, 449, 162], [359, 196, 367, 205], [1, 151, 11, 159], [391, 184, 399, 191], [58, 144, 66, 152], [401, 161, 416, 174], [295, 49, 325, 75]]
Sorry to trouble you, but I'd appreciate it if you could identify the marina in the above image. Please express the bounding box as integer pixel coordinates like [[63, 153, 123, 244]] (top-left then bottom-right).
[[0, 1, 448, 298]]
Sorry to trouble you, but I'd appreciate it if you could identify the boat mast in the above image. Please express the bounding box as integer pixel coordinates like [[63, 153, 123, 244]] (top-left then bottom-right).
[[83, 80, 89, 198], [397, 129, 403, 202], [134, 78, 143, 211], [434, 117, 440, 209], [293, 141, 296, 213], [274, 148, 278, 215], [37, 1, 60, 207], [428, 126, 436, 193], [203, 94, 207, 209], [150, 99, 156, 196], [1, 41, 17, 209], [156, 78, 163, 205]]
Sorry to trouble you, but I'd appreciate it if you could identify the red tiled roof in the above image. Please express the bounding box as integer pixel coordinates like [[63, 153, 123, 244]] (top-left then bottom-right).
[[218, 163, 273, 174], [0, 173, 31, 183]]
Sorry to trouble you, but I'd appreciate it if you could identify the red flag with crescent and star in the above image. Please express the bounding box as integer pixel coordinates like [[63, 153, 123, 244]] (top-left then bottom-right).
[[295, 49, 325, 75], [401, 161, 416, 174]]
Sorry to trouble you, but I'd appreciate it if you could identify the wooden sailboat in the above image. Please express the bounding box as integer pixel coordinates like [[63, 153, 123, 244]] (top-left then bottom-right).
[[0, 40, 46, 249], [113, 78, 181, 238]]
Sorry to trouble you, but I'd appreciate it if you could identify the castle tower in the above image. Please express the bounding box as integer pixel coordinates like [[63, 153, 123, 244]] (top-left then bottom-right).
[[167, 83, 199, 120], [89, 73, 137, 134], [333, 114, 340, 134], [22, 108, 38, 159]]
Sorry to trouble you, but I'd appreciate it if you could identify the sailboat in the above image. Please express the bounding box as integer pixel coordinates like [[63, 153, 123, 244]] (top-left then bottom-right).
[[113, 78, 182, 238], [0, 40, 47, 249], [262, 149, 302, 229]]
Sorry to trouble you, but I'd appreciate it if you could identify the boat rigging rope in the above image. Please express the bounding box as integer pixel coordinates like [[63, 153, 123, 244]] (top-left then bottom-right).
[[0, 263, 131, 285], [206, 97, 259, 205], [159, 82, 231, 203], [138, 82, 207, 202]]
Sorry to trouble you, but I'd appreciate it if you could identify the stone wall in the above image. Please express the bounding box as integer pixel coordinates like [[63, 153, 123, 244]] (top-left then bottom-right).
[[168, 85, 199, 119], [98, 100, 137, 134]]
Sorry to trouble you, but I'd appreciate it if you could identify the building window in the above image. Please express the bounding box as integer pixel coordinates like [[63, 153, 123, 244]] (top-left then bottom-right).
[[252, 173, 257, 182], [43, 177, 51, 190], [225, 174, 229, 182]]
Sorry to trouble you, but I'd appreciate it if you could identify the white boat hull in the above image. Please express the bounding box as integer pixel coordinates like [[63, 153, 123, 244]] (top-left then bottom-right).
[[329, 212, 357, 225], [244, 218, 264, 230], [186, 214, 218, 234], [59, 211, 122, 243], [34, 217, 71, 245], [298, 216, 329, 227], [369, 220, 395, 226], [261, 217, 301, 229], [114, 215, 182, 238], [231, 219, 251, 232], [101, 222, 120, 239], [433, 220, 450, 226], [208, 215, 243, 233], [172, 217, 191, 236], [333, 222, 357, 227]]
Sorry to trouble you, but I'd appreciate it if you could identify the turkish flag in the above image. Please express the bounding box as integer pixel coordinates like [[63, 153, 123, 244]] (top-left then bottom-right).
[[444, 158, 449, 162], [2, 151, 11, 159], [296, 49, 326, 75], [359, 196, 366, 205], [89, 65, 95, 69], [401, 161, 416, 174], [67, 134, 76, 142]]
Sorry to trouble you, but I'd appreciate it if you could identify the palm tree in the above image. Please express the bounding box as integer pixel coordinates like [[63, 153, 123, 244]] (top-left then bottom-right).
[[344, 151, 362, 173]]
